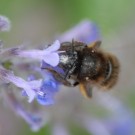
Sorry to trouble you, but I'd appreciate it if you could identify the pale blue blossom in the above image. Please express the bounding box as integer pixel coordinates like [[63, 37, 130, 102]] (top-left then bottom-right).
[[36, 72, 59, 105], [9, 40, 61, 67], [0, 67, 41, 102]]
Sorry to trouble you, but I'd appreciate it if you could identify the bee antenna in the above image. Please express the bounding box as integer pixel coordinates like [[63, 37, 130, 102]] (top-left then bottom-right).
[[71, 39, 75, 53]]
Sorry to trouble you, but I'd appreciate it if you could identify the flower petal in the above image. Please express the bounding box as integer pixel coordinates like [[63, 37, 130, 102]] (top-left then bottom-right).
[[43, 52, 59, 67], [9, 76, 36, 102], [37, 94, 54, 105], [28, 79, 42, 90], [41, 78, 59, 93], [0, 67, 36, 102], [45, 40, 60, 52], [36, 72, 59, 105]]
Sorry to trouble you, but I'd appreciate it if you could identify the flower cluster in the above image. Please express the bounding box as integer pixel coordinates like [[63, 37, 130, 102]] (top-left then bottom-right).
[[0, 42, 61, 104], [0, 15, 61, 131]]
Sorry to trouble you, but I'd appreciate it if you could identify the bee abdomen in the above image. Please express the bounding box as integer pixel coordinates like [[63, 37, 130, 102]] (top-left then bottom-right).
[[101, 53, 120, 89]]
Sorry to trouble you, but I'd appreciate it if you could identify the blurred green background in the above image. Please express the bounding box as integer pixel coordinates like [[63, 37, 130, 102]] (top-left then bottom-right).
[[0, 0, 135, 135], [0, 0, 135, 46]]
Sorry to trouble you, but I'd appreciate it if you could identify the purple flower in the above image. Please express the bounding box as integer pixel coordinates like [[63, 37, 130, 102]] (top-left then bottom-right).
[[0, 67, 59, 104], [58, 20, 101, 44], [0, 15, 11, 32], [36, 72, 59, 105], [22, 72, 60, 105], [0, 67, 41, 102], [8, 40, 61, 67]]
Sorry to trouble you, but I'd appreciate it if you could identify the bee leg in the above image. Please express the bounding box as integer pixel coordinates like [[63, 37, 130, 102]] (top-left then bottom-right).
[[64, 71, 70, 79], [64, 69, 73, 79], [79, 83, 92, 98], [53, 73, 73, 86]]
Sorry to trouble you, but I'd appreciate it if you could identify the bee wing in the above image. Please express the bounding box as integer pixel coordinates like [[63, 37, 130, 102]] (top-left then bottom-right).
[[79, 82, 93, 98]]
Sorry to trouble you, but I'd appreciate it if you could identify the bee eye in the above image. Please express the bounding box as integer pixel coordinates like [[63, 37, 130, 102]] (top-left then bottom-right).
[[85, 77, 89, 80]]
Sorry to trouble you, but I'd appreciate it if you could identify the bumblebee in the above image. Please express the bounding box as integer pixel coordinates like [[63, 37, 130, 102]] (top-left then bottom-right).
[[43, 40, 120, 98]]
